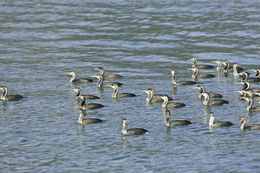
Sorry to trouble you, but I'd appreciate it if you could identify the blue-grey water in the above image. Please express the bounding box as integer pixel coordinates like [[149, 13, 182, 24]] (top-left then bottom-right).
[[0, 0, 260, 172]]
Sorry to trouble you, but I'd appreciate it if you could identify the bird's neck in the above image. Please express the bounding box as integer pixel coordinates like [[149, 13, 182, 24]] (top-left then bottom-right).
[[146, 92, 153, 102], [209, 116, 214, 126], [171, 73, 177, 85], [78, 113, 84, 124], [202, 95, 209, 106], [1, 88, 7, 99], [122, 123, 127, 135], [99, 69, 105, 76], [162, 98, 168, 108], [233, 66, 239, 77], [70, 73, 76, 82], [76, 90, 81, 97], [80, 97, 87, 109], [240, 119, 246, 130], [192, 59, 197, 67], [256, 71, 260, 78], [242, 74, 248, 82], [165, 114, 170, 126], [112, 87, 119, 98], [192, 69, 198, 78], [246, 99, 253, 111], [224, 63, 229, 73], [243, 83, 250, 90], [97, 76, 104, 87], [216, 62, 222, 71]]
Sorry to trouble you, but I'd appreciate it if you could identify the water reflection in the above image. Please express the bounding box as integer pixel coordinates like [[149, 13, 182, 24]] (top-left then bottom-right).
[[1, 101, 8, 107], [209, 125, 214, 133], [78, 124, 85, 132], [172, 86, 177, 96], [203, 106, 210, 115], [121, 135, 128, 148], [98, 87, 104, 95]]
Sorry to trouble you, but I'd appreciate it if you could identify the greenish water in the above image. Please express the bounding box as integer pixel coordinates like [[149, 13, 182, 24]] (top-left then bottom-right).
[[0, 0, 260, 172]]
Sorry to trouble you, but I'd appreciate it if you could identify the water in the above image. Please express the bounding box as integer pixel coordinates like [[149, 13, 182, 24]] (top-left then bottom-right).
[[0, 0, 260, 172]]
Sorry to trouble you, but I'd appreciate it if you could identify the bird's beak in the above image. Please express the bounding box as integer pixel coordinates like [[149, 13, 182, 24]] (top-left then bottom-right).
[[235, 90, 242, 93]]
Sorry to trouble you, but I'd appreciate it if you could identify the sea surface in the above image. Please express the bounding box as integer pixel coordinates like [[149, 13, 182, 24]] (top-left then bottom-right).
[[0, 0, 260, 172]]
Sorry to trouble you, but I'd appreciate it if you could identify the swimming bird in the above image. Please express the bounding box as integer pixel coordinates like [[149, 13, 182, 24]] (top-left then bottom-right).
[[249, 69, 260, 78], [0, 86, 24, 101], [73, 87, 100, 100], [194, 85, 223, 98], [222, 61, 230, 75], [92, 74, 123, 88], [78, 109, 103, 124], [208, 112, 233, 127], [233, 63, 241, 77], [200, 92, 229, 106], [67, 71, 93, 83], [96, 67, 123, 80], [235, 90, 260, 102], [109, 84, 136, 98], [188, 67, 215, 79], [122, 118, 148, 135], [241, 96, 260, 112], [79, 96, 105, 110], [188, 57, 214, 69], [235, 90, 256, 101], [222, 61, 244, 73], [239, 117, 260, 130], [239, 72, 260, 83], [142, 88, 172, 103], [159, 95, 186, 109], [239, 82, 260, 93], [211, 60, 223, 72], [165, 110, 191, 126], [171, 69, 197, 85]]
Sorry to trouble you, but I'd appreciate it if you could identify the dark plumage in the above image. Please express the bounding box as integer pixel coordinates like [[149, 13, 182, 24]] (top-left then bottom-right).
[[109, 84, 136, 98], [208, 112, 233, 127], [165, 110, 191, 126], [122, 118, 148, 135], [0, 86, 24, 101], [222, 61, 244, 73], [241, 97, 260, 112], [189, 67, 215, 79], [239, 82, 260, 93], [171, 69, 197, 85], [73, 87, 100, 100], [211, 60, 223, 72], [67, 71, 93, 83], [142, 88, 172, 103], [240, 117, 260, 130], [96, 67, 123, 80], [78, 109, 103, 124], [239, 72, 260, 83], [92, 74, 123, 88], [201, 92, 228, 106], [195, 85, 223, 99], [188, 57, 214, 69], [79, 96, 105, 110], [159, 95, 186, 109]]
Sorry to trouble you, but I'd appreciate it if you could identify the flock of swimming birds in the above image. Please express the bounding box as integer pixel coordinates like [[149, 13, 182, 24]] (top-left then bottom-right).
[[1, 58, 260, 134]]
